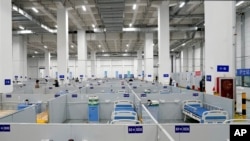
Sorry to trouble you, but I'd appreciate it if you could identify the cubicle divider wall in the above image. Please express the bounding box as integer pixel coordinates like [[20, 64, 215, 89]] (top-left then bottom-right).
[[81, 86, 131, 94], [48, 94, 67, 123], [0, 105, 36, 123], [0, 121, 242, 141], [135, 90, 233, 123], [1, 93, 54, 112], [66, 93, 135, 122], [0, 124, 163, 141]]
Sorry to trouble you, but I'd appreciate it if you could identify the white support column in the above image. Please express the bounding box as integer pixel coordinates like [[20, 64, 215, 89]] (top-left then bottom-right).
[[144, 33, 154, 82], [137, 50, 142, 79], [91, 51, 96, 78], [205, 1, 236, 94], [182, 48, 188, 72], [77, 29, 87, 80], [158, 1, 171, 84], [13, 36, 26, 82], [23, 36, 28, 80], [44, 50, 51, 78], [57, 8, 69, 83], [0, 0, 12, 93], [173, 55, 176, 73]]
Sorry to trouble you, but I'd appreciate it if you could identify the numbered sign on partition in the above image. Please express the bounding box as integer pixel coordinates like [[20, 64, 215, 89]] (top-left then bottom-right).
[[193, 93, 199, 96], [128, 126, 143, 133], [175, 125, 190, 133], [80, 75, 84, 78], [6, 94, 11, 98], [124, 94, 130, 97], [0, 125, 10, 132], [141, 93, 147, 97], [72, 94, 77, 98], [163, 74, 169, 77]]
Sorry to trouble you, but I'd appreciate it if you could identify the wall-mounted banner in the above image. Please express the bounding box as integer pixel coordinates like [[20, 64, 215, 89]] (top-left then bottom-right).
[[236, 69, 250, 76], [217, 65, 229, 72], [59, 75, 64, 79], [163, 74, 169, 77]]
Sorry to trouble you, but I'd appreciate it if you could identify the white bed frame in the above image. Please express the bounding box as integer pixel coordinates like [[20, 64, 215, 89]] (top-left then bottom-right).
[[182, 100, 228, 123], [114, 100, 133, 108], [111, 111, 137, 120], [110, 119, 140, 124]]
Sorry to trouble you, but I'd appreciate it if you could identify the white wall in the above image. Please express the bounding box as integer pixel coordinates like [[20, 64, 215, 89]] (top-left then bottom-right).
[[178, 41, 204, 73], [244, 11, 250, 68], [27, 56, 139, 79]]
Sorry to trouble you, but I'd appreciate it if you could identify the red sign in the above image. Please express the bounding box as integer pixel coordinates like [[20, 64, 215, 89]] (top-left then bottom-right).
[[195, 71, 201, 76]]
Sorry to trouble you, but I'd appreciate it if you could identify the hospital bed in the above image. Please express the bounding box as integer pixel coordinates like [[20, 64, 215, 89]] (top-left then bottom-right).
[[182, 100, 228, 123], [110, 100, 140, 124]]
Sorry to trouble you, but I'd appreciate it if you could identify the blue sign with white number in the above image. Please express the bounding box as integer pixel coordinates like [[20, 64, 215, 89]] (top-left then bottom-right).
[[217, 65, 229, 72], [141, 93, 147, 97], [193, 93, 199, 96], [4, 79, 11, 85], [72, 94, 77, 98], [0, 125, 10, 132], [80, 75, 84, 78], [54, 94, 60, 97], [206, 75, 212, 82], [124, 94, 130, 97], [59, 75, 64, 79], [128, 126, 143, 133], [148, 75, 152, 77], [175, 125, 190, 133], [163, 74, 169, 77], [236, 68, 250, 76], [6, 94, 12, 98]]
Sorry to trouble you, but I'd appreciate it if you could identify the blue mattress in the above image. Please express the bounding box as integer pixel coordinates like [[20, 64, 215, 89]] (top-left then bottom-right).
[[184, 104, 208, 118], [115, 105, 133, 108], [114, 116, 136, 120]]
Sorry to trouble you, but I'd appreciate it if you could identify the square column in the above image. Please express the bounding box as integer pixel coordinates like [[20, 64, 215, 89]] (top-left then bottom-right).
[[144, 33, 154, 82], [137, 50, 143, 79], [77, 30, 87, 80], [91, 51, 96, 78], [158, 1, 171, 84], [13, 36, 26, 82], [57, 8, 69, 83], [0, 0, 13, 93], [44, 50, 51, 78], [205, 1, 236, 94]]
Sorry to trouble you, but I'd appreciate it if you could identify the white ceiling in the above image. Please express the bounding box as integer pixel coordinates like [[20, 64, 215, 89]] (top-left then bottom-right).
[[11, 0, 250, 57]]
